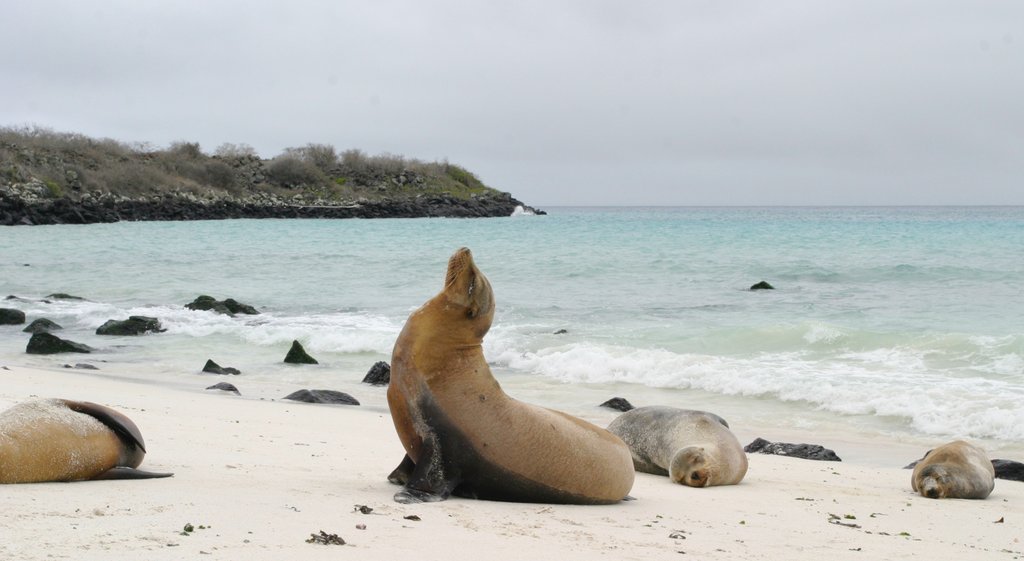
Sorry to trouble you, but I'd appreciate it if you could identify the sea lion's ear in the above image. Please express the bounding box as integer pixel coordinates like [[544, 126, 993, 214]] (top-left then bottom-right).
[[466, 273, 492, 318]]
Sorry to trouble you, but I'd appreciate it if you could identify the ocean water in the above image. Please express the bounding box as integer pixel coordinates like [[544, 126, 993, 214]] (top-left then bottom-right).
[[2, 207, 1022, 461]]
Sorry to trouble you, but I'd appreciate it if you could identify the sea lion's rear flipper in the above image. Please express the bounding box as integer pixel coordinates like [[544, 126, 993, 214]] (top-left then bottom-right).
[[393, 439, 459, 504], [388, 454, 415, 485], [91, 467, 174, 480]]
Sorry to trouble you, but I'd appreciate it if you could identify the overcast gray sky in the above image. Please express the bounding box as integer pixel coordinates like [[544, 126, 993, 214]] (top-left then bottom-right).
[[3, 1, 1022, 206]]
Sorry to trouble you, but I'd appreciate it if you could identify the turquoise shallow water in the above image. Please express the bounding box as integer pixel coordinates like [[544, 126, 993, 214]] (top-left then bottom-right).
[[2, 207, 1022, 456]]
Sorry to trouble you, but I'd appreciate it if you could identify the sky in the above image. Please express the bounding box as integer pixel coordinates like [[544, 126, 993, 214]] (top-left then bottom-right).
[[2, 1, 1022, 206]]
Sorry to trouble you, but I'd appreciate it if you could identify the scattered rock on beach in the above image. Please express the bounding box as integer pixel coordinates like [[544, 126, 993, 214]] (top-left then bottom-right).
[[283, 389, 359, 405], [202, 359, 240, 375], [361, 361, 391, 385], [750, 281, 775, 290], [206, 382, 241, 395], [0, 308, 26, 325], [95, 315, 165, 336], [185, 295, 259, 315], [283, 340, 319, 364], [992, 459, 1024, 482], [744, 437, 841, 461], [600, 397, 635, 412], [26, 332, 94, 354], [23, 318, 63, 333]]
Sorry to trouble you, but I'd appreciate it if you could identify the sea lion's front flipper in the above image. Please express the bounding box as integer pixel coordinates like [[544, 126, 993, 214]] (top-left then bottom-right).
[[393, 439, 459, 504], [90, 467, 174, 480], [388, 454, 415, 486]]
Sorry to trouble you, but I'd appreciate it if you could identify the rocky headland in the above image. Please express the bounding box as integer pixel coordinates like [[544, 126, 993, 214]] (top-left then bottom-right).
[[0, 127, 543, 225]]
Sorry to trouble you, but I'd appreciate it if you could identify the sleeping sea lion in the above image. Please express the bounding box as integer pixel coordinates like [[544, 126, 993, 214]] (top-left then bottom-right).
[[386, 247, 634, 504], [911, 440, 994, 499], [0, 398, 172, 483], [608, 406, 748, 487]]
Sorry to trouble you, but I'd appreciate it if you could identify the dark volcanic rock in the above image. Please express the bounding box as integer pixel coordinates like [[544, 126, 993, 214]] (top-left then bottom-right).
[[23, 318, 63, 333], [0, 308, 26, 324], [362, 361, 391, 385], [206, 382, 241, 395], [26, 332, 94, 354], [283, 340, 318, 364], [95, 315, 165, 336], [600, 397, 635, 412], [992, 459, 1024, 482], [203, 359, 240, 375], [744, 437, 841, 461], [553, 329, 568, 335], [185, 295, 259, 315], [750, 281, 775, 290], [45, 293, 86, 300], [283, 389, 360, 405]]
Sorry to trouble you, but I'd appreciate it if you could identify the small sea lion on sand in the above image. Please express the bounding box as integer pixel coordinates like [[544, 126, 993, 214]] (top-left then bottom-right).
[[0, 399, 172, 483], [608, 406, 748, 487], [911, 440, 994, 499]]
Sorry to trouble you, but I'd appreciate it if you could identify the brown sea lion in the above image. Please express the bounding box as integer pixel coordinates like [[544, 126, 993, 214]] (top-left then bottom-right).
[[0, 399, 172, 483], [608, 406, 748, 487], [911, 440, 994, 499], [386, 247, 635, 504]]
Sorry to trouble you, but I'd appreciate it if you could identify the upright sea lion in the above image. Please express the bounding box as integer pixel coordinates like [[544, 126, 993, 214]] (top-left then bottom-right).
[[911, 440, 994, 499], [0, 399, 172, 483], [387, 247, 635, 504], [608, 406, 748, 487]]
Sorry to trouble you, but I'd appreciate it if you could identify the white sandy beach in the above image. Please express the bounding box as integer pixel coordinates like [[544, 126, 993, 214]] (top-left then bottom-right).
[[2, 363, 1022, 561]]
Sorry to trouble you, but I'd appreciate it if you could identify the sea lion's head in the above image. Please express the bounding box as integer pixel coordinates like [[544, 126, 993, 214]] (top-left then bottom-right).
[[915, 465, 951, 498], [669, 446, 712, 487], [440, 247, 494, 338]]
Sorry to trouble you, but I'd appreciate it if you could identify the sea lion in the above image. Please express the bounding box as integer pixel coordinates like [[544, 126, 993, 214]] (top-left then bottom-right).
[[386, 247, 635, 504], [608, 406, 748, 487], [911, 440, 994, 499], [0, 399, 172, 483]]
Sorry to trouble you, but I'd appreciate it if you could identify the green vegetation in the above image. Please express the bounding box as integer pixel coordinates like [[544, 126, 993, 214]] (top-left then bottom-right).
[[0, 125, 504, 203]]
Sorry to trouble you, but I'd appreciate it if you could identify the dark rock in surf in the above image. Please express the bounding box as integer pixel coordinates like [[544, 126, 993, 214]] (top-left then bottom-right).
[[361, 361, 391, 385], [95, 315, 165, 336], [45, 293, 86, 300], [283, 340, 319, 365], [553, 329, 569, 335], [203, 359, 241, 375], [63, 363, 99, 370], [750, 281, 775, 291], [0, 308, 26, 325], [206, 382, 241, 395], [23, 318, 63, 333], [185, 295, 259, 316], [600, 397, 635, 412], [26, 332, 94, 354], [283, 389, 360, 405], [744, 437, 841, 462]]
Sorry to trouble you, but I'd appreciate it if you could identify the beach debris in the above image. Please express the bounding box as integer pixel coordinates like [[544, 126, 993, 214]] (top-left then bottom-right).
[[744, 437, 841, 461], [749, 281, 775, 290], [283, 389, 359, 405], [355, 524, 366, 530], [669, 531, 687, 539], [203, 359, 241, 375], [354, 505, 374, 514], [995, 517, 1004, 523], [599, 397, 635, 412], [306, 530, 346, 545], [180, 523, 209, 536], [185, 295, 259, 316], [827, 514, 861, 529], [96, 315, 165, 336], [206, 382, 241, 395], [0, 308, 26, 325], [283, 340, 318, 364], [23, 318, 62, 333], [26, 332, 94, 354], [361, 361, 391, 385], [403, 515, 421, 521]]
